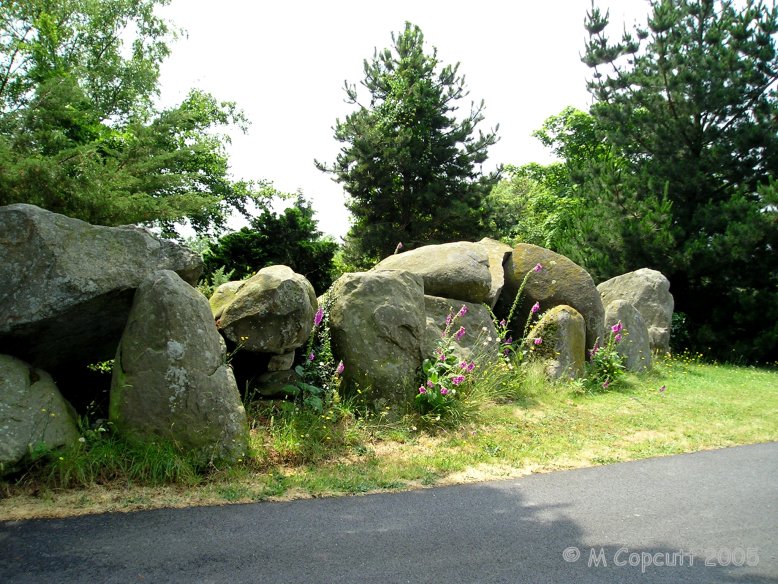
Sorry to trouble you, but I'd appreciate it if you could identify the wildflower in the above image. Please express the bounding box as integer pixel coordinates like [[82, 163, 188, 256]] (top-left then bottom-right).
[[394, 242, 403, 254], [455, 326, 466, 341], [445, 313, 453, 327], [614, 333, 622, 343], [335, 361, 345, 375], [78, 436, 86, 443], [533, 263, 543, 272], [611, 321, 623, 334], [457, 305, 468, 318], [589, 343, 600, 358], [451, 375, 465, 386], [440, 387, 449, 395], [418, 385, 427, 394], [533, 337, 543, 346], [466, 361, 475, 372], [499, 319, 507, 328], [314, 307, 324, 327], [308, 352, 315, 361], [427, 380, 435, 388], [531, 302, 540, 314], [503, 337, 513, 345], [659, 385, 666, 394], [602, 380, 610, 389], [438, 351, 446, 362], [459, 360, 468, 370]]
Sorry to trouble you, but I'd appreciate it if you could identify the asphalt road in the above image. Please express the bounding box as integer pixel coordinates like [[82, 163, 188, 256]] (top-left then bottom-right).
[[1, 443, 776, 584]]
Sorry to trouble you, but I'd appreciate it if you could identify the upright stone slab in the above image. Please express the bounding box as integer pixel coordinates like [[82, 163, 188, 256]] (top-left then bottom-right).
[[604, 299, 652, 372], [525, 305, 586, 380], [501, 244, 604, 353], [110, 270, 248, 464], [0, 204, 202, 371], [329, 270, 425, 414], [0, 354, 79, 476], [597, 268, 673, 353], [422, 296, 500, 364]]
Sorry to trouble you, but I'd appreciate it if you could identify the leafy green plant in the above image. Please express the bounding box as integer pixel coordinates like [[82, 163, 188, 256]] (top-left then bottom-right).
[[582, 321, 626, 392], [283, 295, 344, 414], [492, 262, 545, 365], [416, 304, 479, 425], [197, 265, 236, 298]]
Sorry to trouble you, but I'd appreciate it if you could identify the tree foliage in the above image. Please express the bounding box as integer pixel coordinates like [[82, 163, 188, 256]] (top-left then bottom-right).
[[202, 195, 339, 295], [579, 0, 778, 361], [0, 0, 269, 234], [316, 22, 499, 265]]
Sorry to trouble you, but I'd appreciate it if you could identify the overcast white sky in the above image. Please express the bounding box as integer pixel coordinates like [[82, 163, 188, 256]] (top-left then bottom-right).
[[157, 0, 652, 239]]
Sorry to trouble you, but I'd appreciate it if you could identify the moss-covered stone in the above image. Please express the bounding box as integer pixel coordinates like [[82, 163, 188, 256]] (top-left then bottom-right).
[[526, 305, 586, 380]]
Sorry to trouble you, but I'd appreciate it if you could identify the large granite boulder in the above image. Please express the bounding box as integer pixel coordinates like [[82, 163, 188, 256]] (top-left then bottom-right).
[[0, 354, 79, 475], [423, 296, 500, 364], [0, 204, 202, 371], [501, 244, 604, 353], [604, 299, 652, 372], [217, 265, 317, 355], [373, 241, 507, 307], [329, 270, 425, 414], [525, 305, 586, 380], [597, 268, 674, 353], [110, 270, 248, 464], [209, 281, 245, 320]]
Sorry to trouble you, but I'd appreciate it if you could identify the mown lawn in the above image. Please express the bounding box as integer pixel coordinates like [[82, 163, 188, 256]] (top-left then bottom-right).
[[2, 356, 776, 520]]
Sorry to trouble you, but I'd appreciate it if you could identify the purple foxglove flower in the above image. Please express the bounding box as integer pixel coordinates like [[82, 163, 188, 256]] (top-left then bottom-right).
[[308, 352, 315, 361], [445, 313, 453, 327], [533, 337, 543, 345], [533, 263, 543, 273], [440, 387, 449, 396], [335, 361, 345, 375], [614, 333, 622, 343], [455, 326, 466, 341], [457, 305, 468, 318], [499, 319, 507, 328], [418, 386, 426, 394], [531, 302, 540, 314], [314, 307, 324, 327], [451, 375, 465, 386], [602, 380, 610, 389], [611, 321, 623, 334], [427, 380, 435, 388]]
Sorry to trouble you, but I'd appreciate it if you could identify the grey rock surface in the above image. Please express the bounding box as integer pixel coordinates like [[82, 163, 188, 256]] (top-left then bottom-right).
[[604, 299, 652, 372], [374, 241, 494, 305], [526, 305, 586, 380], [218, 265, 317, 355], [0, 204, 202, 370], [329, 270, 425, 415], [110, 270, 248, 464], [597, 268, 673, 353], [0, 354, 79, 475]]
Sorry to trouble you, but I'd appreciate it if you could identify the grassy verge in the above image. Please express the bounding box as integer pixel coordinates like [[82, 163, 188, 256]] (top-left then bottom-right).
[[2, 355, 776, 520]]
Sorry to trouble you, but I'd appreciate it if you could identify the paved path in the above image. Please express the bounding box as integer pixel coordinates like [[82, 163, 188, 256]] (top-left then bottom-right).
[[1, 443, 777, 583]]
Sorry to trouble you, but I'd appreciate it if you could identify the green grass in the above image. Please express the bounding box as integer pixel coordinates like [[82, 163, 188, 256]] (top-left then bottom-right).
[[2, 355, 776, 519]]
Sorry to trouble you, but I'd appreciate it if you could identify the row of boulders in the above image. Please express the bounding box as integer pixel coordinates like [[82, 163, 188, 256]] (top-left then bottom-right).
[[0, 204, 674, 475]]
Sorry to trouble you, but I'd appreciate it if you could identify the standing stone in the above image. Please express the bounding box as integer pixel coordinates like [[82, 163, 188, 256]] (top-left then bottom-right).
[[0, 354, 79, 476], [329, 270, 425, 414], [110, 271, 248, 464], [604, 300, 652, 372], [597, 268, 674, 353], [525, 305, 586, 380], [0, 204, 202, 371], [218, 265, 317, 355], [501, 244, 604, 354], [422, 296, 500, 364]]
